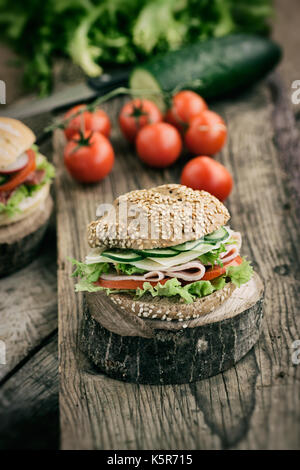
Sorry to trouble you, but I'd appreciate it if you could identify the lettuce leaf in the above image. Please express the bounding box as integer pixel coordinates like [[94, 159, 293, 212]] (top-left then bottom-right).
[[74, 277, 134, 296], [75, 278, 103, 293], [37, 154, 55, 182], [116, 263, 146, 275], [0, 185, 29, 217], [226, 258, 253, 287], [198, 244, 226, 266], [136, 278, 221, 304], [71, 259, 110, 283], [136, 278, 195, 303]]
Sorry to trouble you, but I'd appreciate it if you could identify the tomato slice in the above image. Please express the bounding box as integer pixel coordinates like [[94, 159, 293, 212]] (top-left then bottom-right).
[[202, 255, 243, 281], [0, 149, 36, 192], [95, 278, 169, 290]]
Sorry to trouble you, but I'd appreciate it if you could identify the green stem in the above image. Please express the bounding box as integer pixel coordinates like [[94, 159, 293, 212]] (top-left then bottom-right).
[[45, 86, 168, 133]]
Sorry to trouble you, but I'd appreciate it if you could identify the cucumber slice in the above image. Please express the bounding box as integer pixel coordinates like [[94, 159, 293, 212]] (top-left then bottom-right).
[[132, 258, 166, 271], [129, 68, 165, 110], [204, 227, 229, 242], [101, 250, 144, 262], [136, 248, 177, 258], [170, 239, 203, 252]]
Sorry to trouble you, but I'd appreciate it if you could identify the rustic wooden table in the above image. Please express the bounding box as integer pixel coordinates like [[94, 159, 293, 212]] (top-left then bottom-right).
[[0, 0, 299, 450]]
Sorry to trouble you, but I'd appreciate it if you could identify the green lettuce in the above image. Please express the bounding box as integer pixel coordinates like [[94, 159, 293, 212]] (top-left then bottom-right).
[[0, 185, 29, 217], [198, 244, 227, 266], [116, 263, 146, 275], [136, 278, 220, 304], [0, 0, 273, 95], [226, 258, 253, 287], [71, 259, 110, 283]]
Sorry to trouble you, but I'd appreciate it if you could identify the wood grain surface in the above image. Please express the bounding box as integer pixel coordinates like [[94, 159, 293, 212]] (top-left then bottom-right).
[[55, 70, 300, 448], [0, 333, 58, 450]]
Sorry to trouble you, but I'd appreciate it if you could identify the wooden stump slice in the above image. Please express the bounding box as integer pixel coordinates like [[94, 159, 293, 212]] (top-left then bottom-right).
[[0, 195, 53, 277], [81, 272, 264, 384]]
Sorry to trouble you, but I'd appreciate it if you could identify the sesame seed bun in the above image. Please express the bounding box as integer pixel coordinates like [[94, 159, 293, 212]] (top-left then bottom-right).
[[104, 281, 236, 321], [88, 184, 230, 250], [0, 118, 36, 170], [0, 182, 50, 227]]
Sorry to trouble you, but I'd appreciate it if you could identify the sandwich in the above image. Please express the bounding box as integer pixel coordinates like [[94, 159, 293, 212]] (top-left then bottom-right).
[[0, 117, 55, 277], [0, 117, 55, 226], [72, 184, 253, 321]]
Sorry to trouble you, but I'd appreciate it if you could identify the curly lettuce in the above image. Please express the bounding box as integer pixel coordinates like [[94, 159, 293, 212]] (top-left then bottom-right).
[[198, 243, 227, 266], [116, 263, 146, 275], [0, 0, 274, 95], [0, 185, 29, 217], [226, 258, 253, 287]]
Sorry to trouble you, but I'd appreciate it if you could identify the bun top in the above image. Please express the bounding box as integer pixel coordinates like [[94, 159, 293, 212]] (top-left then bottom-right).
[[88, 184, 230, 250], [0, 117, 36, 170]]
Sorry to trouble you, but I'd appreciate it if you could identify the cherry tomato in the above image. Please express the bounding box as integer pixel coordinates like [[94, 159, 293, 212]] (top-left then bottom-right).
[[185, 110, 227, 155], [64, 105, 111, 140], [136, 122, 182, 168], [119, 99, 163, 141], [165, 91, 208, 131], [180, 156, 233, 201], [64, 131, 114, 183]]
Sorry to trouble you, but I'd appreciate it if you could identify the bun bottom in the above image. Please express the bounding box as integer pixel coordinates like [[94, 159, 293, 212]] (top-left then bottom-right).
[[108, 281, 236, 321], [0, 194, 53, 277]]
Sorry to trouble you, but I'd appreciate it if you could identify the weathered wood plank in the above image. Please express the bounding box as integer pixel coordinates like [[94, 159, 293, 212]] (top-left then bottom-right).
[[56, 73, 300, 449], [0, 133, 57, 380], [0, 227, 57, 381], [0, 333, 58, 450]]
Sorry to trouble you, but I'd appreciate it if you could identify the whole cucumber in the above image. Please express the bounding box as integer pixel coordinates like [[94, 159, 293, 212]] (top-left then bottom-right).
[[130, 34, 281, 109]]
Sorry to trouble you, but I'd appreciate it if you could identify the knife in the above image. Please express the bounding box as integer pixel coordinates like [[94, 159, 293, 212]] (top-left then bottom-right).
[[2, 69, 130, 119]]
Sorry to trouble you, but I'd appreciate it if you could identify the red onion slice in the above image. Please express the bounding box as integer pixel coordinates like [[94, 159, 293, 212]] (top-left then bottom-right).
[[0, 152, 29, 174]]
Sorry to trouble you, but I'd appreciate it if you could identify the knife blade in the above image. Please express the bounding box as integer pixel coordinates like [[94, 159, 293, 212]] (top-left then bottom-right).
[[2, 69, 130, 119]]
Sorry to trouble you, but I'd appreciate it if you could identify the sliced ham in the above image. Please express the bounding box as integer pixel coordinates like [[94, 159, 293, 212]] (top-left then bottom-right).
[[220, 245, 239, 264], [100, 261, 206, 283], [162, 260, 206, 281], [24, 169, 46, 186]]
